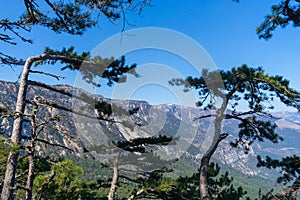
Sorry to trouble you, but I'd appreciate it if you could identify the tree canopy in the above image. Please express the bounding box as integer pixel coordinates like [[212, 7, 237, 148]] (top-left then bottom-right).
[[0, 0, 152, 65], [170, 65, 300, 199], [1, 1, 300, 200], [257, 0, 300, 39]]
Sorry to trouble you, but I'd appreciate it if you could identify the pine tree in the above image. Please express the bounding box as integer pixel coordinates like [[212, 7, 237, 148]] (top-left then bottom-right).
[[256, 0, 300, 39], [90, 135, 176, 200], [1, 1, 151, 198], [170, 65, 300, 199], [1, 46, 139, 199], [233, 0, 300, 39], [0, 0, 152, 65], [257, 155, 300, 199], [130, 162, 249, 200]]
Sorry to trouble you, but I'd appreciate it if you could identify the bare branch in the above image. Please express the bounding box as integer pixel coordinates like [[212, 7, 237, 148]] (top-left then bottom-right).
[[35, 138, 73, 151], [127, 189, 145, 200], [29, 70, 65, 80]]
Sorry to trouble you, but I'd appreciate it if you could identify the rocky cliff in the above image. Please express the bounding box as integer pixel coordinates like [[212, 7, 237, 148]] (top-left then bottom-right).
[[0, 80, 299, 177]]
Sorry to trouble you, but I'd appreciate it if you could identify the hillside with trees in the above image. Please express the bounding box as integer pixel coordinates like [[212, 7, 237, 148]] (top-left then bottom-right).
[[1, 0, 300, 200]]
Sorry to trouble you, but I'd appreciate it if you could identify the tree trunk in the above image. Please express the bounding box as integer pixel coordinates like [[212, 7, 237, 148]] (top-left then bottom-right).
[[199, 137, 221, 200], [25, 154, 34, 200], [1, 55, 33, 200], [199, 113, 228, 200], [25, 100, 38, 200], [1, 153, 18, 200], [1, 53, 83, 200], [199, 157, 210, 200], [108, 153, 119, 200]]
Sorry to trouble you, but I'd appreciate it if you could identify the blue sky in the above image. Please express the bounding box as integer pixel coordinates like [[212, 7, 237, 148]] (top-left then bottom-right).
[[1, 0, 300, 111]]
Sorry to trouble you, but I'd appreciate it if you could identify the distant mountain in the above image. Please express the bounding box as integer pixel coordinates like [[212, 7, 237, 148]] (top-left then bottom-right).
[[0, 80, 299, 178]]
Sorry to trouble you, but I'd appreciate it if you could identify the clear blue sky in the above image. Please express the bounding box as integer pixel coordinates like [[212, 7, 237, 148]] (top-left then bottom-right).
[[1, 0, 299, 111]]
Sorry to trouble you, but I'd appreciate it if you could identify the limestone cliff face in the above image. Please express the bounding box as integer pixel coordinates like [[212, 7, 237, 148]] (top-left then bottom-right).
[[0, 80, 299, 177]]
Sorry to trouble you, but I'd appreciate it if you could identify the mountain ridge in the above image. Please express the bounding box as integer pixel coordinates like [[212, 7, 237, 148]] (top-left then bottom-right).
[[0, 80, 299, 178]]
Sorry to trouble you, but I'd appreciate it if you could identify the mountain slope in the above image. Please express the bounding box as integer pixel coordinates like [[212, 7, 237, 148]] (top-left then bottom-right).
[[0, 80, 299, 178]]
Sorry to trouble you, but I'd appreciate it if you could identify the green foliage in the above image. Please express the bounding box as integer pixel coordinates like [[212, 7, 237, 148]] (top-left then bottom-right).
[[173, 65, 299, 109], [114, 135, 174, 153], [170, 65, 300, 152], [78, 93, 141, 124], [38, 47, 139, 87], [139, 162, 249, 200], [256, 155, 299, 200], [69, 155, 110, 182], [234, 0, 300, 39], [0, 0, 151, 65], [17, 156, 52, 177], [257, 155, 300, 185], [79, 92, 113, 117], [170, 65, 300, 198], [33, 159, 101, 199], [230, 116, 281, 151], [216, 160, 280, 200], [21, 0, 151, 35], [141, 170, 179, 199], [207, 163, 249, 200], [21, 2, 94, 35], [0, 138, 9, 178], [111, 135, 177, 174], [256, 0, 300, 39]]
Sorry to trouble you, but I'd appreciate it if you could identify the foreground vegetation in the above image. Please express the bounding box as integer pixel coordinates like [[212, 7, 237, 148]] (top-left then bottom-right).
[[1, 0, 300, 199]]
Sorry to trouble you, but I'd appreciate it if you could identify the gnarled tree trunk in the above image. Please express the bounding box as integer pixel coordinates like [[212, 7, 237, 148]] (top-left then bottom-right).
[[199, 111, 228, 199]]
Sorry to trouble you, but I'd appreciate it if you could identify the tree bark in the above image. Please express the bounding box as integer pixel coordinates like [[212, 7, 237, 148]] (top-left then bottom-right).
[[108, 153, 119, 200], [1, 54, 88, 200], [25, 100, 38, 200], [1, 153, 18, 200], [199, 157, 210, 200], [198, 82, 239, 199], [1, 55, 33, 200], [199, 108, 228, 199], [25, 154, 34, 200]]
